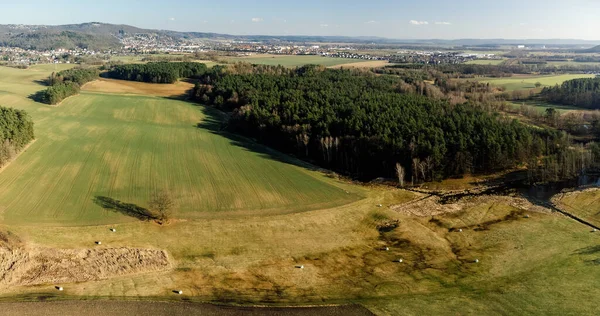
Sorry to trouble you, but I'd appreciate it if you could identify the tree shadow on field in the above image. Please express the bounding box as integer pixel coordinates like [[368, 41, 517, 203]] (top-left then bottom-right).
[[93, 196, 156, 221], [33, 79, 49, 87], [194, 105, 320, 172], [162, 78, 200, 101], [28, 90, 47, 104]]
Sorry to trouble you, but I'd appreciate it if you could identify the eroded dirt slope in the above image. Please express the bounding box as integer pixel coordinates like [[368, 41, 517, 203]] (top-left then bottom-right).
[[0, 231, 170, 288]]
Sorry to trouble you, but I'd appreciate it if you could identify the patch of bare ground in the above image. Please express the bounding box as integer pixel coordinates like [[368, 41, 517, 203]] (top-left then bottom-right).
[[81, 78, 194, 97], [0, 231, 170, 288], [392, 194, 550, 217]]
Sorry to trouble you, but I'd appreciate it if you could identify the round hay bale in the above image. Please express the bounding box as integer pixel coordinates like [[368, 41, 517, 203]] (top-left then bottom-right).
[[95, 241, 102, 245], [474, 259, 479, 263]]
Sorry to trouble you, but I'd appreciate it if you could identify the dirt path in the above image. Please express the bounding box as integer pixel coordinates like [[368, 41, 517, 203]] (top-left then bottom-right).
[[0, 301, 374, 316]]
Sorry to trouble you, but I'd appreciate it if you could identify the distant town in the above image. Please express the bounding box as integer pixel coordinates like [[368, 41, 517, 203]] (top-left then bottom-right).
[[0, 30, 506, 66]]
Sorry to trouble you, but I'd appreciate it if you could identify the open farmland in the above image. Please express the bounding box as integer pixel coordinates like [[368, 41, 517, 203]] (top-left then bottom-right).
[[464, 59, 505, 65], [508, 100, 583, 113], [478, 74, 596, 91], [0, 65, 359, 225], [224, 54, 364, 67], [328, 60, 392, 69], [0, 65, 600, 315]]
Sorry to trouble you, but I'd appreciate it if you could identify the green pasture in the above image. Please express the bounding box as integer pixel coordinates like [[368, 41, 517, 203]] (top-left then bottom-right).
[[508, 100, 583, 113], [0, 65, 359, 225], [479, 74, 597, 91]]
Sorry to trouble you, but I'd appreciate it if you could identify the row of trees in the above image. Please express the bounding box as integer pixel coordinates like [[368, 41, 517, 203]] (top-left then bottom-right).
[[38, 67, 99, 105], [105, 62, 209, 84], [0, 106, 34, 168], [541, 77, 600, 109], [47, 67, 99, 86], [191, 64, 561, 181]]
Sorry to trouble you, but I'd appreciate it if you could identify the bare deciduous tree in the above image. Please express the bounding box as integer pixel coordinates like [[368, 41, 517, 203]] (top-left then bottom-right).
[[148, 190, 174, 224], [395, 163, 405, 187]]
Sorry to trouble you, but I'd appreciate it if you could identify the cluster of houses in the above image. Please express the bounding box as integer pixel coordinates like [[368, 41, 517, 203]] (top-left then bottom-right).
[[0, 47, 113, 65]]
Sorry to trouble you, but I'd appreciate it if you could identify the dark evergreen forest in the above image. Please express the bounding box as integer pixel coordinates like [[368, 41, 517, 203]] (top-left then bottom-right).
[[0, 106, 34, 167], [191, 65, 561, 181], [104, 62, 208, 83], [38, 67, 99, 105], [542, 77, 600, 109]]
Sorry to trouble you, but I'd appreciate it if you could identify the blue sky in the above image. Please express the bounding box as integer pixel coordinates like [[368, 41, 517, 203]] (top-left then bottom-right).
[[1, 0, 599, 39]]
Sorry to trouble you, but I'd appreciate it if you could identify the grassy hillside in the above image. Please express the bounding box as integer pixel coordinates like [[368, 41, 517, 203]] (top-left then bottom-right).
[[0, 65, 359, 225]]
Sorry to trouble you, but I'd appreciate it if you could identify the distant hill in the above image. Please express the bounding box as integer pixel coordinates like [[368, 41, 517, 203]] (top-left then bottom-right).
[[583, 45, 600, 53], [0, 22, 170, 50], [0, 22, 599, 50]]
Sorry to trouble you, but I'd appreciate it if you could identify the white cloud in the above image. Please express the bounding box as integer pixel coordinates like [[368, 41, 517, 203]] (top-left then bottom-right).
[[168, 17, 176, 21], [435, 21, 451, 25], [365, 20, 378, 24], [519, 22, 528, 26], [251, 18, 263, 23], [320, 24, 329, 27], [409, 20, 429, 25]]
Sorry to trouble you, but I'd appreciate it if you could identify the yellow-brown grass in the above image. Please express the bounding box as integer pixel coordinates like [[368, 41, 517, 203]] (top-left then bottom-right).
[[82, 78, 194, 98]]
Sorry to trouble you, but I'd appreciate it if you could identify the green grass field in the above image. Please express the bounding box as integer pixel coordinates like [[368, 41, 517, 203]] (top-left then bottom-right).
[[479, 74, 597, 91], [1, 64, 600, 314], [0, 66, 359, 225], [224, 55, 364, 67], [110, 55, 218, 67], [547, 61, 600, 67], [508, 100, 583, 113], [465, 59, 505, 65]]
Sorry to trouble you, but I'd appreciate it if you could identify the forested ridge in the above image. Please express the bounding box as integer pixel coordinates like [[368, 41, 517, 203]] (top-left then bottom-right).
[[0, 106, 34, 167], [104, 62, 208, 83], [542, 77, 600, 109], [191, 64, 562, 181], [38, 67, 99, 105]]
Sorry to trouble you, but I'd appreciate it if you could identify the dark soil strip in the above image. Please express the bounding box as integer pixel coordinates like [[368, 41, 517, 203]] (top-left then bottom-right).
[[0, 301, 375, 316]]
